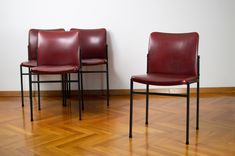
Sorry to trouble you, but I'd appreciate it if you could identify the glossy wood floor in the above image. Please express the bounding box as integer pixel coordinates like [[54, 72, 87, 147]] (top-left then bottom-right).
[[0, 94, 234, 156]]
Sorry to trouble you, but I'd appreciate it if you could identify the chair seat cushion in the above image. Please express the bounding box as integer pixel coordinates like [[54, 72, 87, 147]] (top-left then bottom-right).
[[31, 65, 79, 74], [131, 73, 198, 86], [82, 59, 107, 66], [20, 60, 37, 67]]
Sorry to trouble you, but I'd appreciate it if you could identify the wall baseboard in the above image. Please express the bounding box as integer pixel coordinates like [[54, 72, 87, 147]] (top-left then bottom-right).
[[0, 87, 234, 97]]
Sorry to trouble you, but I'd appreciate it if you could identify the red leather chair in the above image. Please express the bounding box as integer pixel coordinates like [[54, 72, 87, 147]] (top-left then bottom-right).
[[20, 28, 64, 109], [70, 28, 109, 110], [129, 32, 200, 144], [28, 31, 81, 121]]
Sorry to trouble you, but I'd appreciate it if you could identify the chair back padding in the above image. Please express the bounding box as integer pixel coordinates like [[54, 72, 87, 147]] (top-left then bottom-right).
[[148, 32, 199, 76], [28, 28, 65, 60], [70, 28, 106, 59], [37, 31, 79, 66]]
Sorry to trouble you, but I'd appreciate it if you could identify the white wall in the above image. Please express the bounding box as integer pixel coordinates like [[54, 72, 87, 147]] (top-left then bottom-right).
[[0, 0, 234, 91]]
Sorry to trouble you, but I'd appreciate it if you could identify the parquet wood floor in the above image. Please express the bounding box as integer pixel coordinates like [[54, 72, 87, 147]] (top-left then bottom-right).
[[0, 94, 234, 156]]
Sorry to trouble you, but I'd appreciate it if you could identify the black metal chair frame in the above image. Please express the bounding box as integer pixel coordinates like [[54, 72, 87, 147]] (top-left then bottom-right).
[[20, 65, 41, 108], [80, 45, 109, 110], [20, 66, 72, 111], [28, 71, 82, 121], [129, 56, 200, 145]]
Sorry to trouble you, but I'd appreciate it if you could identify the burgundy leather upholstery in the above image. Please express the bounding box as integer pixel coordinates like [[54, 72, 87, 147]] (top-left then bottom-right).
[[28, 28, 65, 61], [20, 60, 37, 67], [31, 65, 79, 74], [21, 29, 65, 68], [82, 59, 107, 66], [131, 32, 199, 85], [70, 28, 107, 64], [31, 31, 80, 74], [132, 73, 197, 86]]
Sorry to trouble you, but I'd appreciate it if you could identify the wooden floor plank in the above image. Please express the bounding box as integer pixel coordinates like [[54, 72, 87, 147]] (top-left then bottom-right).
[[0, 95, 234, 156]]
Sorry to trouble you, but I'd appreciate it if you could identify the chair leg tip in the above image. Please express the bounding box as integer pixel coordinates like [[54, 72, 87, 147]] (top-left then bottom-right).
[[129, 135, 132, 138], [186, 141, 189, 145]]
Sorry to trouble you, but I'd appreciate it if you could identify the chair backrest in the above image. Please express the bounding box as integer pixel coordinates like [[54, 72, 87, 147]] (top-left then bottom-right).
[[28, 28, 65, 60], [37, 31, 80, 66], [148, 32, 199, 76], [70, 28, 107, 59]]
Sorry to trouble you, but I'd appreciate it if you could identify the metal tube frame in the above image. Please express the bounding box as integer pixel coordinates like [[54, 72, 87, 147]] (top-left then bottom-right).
[[129, 79, 133, 138], [186, 83, 190, 145], [29, 71, 82, 121], [129, 55, 200, 145], [20, 66, 40, 108], [77, 72, 82, 120], [145, 84, 149, 125], [37, 74, 41, 110], [80, 45, 109, 110], [196, 56, 200, 130], [20, 65, 24, 107]]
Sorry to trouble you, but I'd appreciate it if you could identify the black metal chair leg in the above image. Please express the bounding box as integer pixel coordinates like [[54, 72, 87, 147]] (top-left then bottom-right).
[[196, 55, 200, 130], [129, 80, 133, 138], [68, 73, 71, 98], [61, 75, 66, 106], [61, 75, 64, 106], [77, 72, 82, 120], [80, 71, 84, 110], [65, 74, 70, 99], [196, 81, 200, 130], [20, 65, 24, 107], [37, 74, 41, 110], [186, 83, 190, 144], [65, 74, 68, 98], [61, 75, 64, 105], [106, 63, 109, 107], [146, 84, 149, 125], [63, 74, 67, 106], [29, 70, 33, 121]]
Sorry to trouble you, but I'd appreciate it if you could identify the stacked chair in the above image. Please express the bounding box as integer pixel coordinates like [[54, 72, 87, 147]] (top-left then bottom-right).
[[20, 28, 65, 110], [70, 28, 109, 110], [20, 28, 109, 121], [27, 30, 81, 121]]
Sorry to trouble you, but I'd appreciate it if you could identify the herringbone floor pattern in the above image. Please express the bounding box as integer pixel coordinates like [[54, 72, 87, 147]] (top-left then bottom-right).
[[0, 94, 234, 156]]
